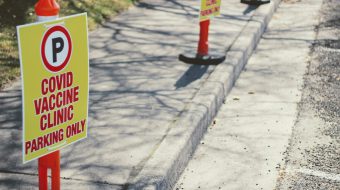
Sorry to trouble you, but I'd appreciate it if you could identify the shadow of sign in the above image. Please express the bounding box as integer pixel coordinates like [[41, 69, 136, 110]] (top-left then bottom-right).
[[243, 5, 259, 15], [175, 64, 209, 89]]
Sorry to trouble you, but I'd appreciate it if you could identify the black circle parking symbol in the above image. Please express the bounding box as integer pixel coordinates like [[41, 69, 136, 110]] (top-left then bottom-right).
[[41, 25, 72, 72]]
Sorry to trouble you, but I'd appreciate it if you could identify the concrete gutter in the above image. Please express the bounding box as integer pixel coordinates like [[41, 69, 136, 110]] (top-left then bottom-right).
[[129, 0, 282, 189]]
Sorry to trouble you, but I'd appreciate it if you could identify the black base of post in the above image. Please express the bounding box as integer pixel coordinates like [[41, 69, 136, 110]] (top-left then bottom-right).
[[241, 0, 270, 5], [178, 54, 226, 65]]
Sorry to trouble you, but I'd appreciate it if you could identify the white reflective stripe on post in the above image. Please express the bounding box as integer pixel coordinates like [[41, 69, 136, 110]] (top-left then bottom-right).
[[37, 15, 59, 22]]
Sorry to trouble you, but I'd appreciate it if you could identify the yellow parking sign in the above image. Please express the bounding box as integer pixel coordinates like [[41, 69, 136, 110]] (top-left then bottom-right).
[[17, 13, 89, 163], [200, 0, 222, 21]]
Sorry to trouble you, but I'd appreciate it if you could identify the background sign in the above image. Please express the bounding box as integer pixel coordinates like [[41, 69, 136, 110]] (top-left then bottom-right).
[[17, 13, 89, 163], [200, 0, 221, 21]]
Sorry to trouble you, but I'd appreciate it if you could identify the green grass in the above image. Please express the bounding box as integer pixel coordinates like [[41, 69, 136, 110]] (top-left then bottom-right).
[[0, 0, 135, 90]]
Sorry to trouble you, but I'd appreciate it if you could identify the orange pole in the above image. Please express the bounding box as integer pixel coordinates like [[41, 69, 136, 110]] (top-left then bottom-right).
[[35, 1, 61, 190], [35, 0, 60, 16], [197, 20, 210, 56], [38, 151, 60, 190]]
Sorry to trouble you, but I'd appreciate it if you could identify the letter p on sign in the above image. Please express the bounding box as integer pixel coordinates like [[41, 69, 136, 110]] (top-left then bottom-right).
[[41, 25, 72, 73]]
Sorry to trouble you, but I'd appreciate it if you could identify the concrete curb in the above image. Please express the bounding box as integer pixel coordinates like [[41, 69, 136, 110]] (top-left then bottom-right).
[[129, 1, 281, 189]]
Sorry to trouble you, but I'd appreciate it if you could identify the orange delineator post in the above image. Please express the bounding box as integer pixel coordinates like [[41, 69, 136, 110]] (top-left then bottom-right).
[[197, 20, 210, 56], [38, 151, 60, 190], [35, 1, 61, 190], [35, 0, 60, 16], [178, 18, 225, 65]]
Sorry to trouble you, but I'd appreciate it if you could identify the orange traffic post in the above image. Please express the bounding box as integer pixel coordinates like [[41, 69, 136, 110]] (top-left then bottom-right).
[[179, 19, 226, 65], [35, 0, 60, 21], [35, 1, 61, 190], [197, 20, 210, 56], [179, 0, 225, 65], [38, 151, 60, 190]]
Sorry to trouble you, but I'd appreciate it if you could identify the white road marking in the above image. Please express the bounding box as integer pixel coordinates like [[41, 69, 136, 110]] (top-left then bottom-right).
[[286, 166, 340, 182]]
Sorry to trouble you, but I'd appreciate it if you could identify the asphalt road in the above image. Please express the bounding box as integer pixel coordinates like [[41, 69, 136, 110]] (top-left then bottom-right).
[[277, 0, 340, 189]]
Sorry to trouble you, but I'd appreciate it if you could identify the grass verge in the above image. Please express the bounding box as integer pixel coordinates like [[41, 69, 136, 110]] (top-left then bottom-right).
[[0, 0, 135, 90]]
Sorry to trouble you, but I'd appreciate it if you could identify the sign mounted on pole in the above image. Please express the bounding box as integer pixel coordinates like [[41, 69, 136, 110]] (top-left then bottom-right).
[[200, 0, 222, 22], [17, 13, 89, 163], [179, 0, 225, 65]]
